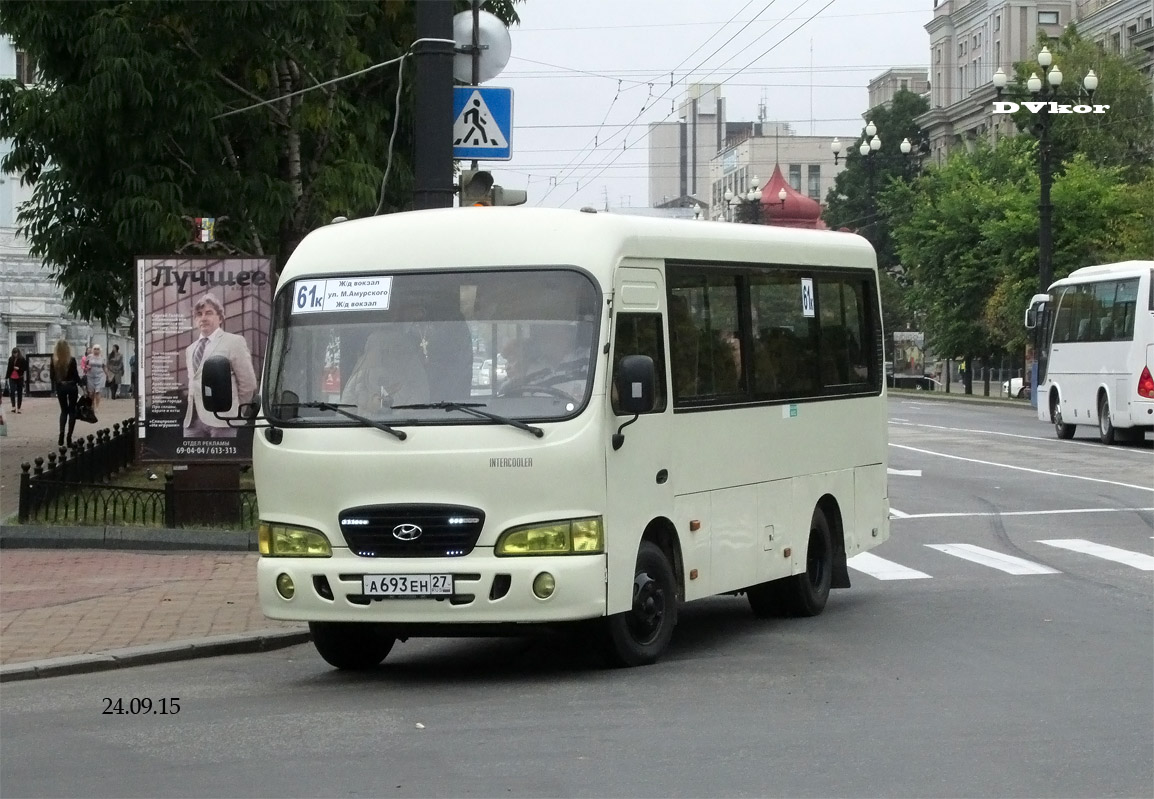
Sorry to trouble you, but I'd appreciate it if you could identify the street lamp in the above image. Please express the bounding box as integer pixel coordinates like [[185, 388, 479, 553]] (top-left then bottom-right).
[[725, 176, 765, 223], [993, 46, 1099, 293]]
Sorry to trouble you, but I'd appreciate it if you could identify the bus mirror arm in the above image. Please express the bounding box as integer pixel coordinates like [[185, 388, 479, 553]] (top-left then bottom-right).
[[612, 414, 639, 451]]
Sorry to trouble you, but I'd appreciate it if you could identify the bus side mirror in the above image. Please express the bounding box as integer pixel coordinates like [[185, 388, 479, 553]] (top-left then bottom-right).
[[614, 355, 656, 415], [1024, 307, 1037, 330], [612, 355, 655, 451], [202, 355, 234, 413]]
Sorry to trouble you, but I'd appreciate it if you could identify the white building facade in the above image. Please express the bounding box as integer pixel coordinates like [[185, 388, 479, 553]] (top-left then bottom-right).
[[917, 0, 1154, 164]]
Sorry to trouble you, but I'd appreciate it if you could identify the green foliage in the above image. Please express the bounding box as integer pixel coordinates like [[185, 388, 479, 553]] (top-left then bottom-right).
[[0, 0, 520, 328], [890, 137, 1153, 358], [821, 89, 930, 273], [1004, 25, 1154, 172]]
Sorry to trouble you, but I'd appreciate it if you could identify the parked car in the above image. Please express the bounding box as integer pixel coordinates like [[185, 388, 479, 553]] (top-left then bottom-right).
[[1002, 377, 1029, 398]]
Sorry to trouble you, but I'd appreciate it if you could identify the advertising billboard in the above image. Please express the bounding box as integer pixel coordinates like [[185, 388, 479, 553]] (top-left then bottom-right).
[[137, 257, 272, 462]]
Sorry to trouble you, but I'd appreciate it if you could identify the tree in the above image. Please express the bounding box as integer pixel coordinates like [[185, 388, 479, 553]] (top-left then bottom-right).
[[0, 0, 520, 329], [1004, 26, 1154, 173], [821, 89, 930, 276]]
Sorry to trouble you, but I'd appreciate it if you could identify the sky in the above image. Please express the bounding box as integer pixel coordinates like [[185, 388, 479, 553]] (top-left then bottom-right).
[[467, 0, 932, 210]]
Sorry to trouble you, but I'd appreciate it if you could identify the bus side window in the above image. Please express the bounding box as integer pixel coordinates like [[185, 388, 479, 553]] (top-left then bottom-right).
[[612, 313, 667, 413]]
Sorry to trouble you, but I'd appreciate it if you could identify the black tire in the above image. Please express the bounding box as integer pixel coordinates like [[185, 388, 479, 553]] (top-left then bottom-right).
[[1098, 394, 1115, 445], [1017, 387, 1028, 399], [601, 541, 677, 667], [309, 621, 395, 670], [784, 507, 834, 617], [1051, 396, 1076, 440], [746, 580, 786, 619]]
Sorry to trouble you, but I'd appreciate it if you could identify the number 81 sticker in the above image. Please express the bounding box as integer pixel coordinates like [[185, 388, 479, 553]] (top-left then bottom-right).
[[800, 277, 815, 318]]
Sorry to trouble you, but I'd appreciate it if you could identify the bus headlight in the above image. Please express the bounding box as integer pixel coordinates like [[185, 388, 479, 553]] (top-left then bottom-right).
[[495, 517, 604, 556], [259, 522, 333, 557]]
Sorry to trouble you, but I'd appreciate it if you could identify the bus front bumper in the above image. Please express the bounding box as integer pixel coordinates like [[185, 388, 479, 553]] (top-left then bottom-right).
[[257, 552, 608, 624]]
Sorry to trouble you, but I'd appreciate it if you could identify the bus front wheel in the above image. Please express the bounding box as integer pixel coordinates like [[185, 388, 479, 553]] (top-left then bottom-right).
[[600, 541, 677, 667], [1098, 394, 1116, 445], [1051, 396, 1076, 440], [309, 622, 395, 670]]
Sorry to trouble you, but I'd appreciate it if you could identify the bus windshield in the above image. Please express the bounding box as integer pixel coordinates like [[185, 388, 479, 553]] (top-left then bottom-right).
[[266, 268, 601, 426]]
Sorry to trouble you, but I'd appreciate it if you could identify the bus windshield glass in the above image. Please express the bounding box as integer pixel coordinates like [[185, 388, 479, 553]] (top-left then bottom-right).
[[266, 269, 601, 425]]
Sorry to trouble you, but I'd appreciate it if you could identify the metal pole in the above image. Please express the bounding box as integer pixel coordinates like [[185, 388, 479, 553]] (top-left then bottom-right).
[[1037, 108, 1053, 293], [413, 0, 455, 210], [470, 0, 480, 172]]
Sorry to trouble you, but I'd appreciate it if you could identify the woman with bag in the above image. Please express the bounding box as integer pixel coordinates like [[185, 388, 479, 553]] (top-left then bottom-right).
[[51, 339, 81, 447], [6, 347, 28, 413]]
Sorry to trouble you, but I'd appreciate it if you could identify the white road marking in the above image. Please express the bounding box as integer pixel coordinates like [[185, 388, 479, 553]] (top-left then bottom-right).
[[890, 443, 1154, 492], [1037, 539, 1154, 571], [888, 468, 923, 477], [892, 507, 1153, 520], [847, 552, 931, 580], [889, 507, 912, 518], [926, 544, 1060, 575], [889, 420, 1153, 457]]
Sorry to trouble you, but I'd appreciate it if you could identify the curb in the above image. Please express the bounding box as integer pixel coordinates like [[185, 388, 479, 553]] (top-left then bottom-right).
[[0, 628, 311, 682], [0, 524, 258, 551], [888, 388, 1030, 408]]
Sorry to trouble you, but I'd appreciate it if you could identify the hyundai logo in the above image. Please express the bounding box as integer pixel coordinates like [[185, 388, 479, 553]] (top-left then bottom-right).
[[392, 523, 423, 541]]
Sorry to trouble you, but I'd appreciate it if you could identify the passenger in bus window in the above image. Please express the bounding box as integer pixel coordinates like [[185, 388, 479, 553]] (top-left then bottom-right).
[[341, 328, 429, 413]]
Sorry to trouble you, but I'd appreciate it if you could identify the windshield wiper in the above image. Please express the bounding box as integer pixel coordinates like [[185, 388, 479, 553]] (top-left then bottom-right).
[[392, 401, 544, 438], [286, 401, 407, 441]]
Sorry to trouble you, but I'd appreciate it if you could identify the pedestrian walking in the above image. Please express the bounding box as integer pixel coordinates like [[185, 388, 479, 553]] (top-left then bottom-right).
[[107, 344, 125, 399], [86, 343, 108, 412], [6, 347, 28, 413], [129, 351, 137, 398], [51, 339, 81, 447]]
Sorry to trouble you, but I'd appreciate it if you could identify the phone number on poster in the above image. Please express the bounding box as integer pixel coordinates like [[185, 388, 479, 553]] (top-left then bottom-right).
[[176, 444, 238, 456]]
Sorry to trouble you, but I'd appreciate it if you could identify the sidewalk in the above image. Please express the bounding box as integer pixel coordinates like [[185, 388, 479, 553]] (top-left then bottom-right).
[[0, 395, 308, 681]]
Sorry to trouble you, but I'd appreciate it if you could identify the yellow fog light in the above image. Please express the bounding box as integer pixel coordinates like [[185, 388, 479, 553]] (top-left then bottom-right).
[[259, 522, 332, 557], [496, 516, 604, 556], [276, 573, 295, 599], [532, 572, 556, 599]]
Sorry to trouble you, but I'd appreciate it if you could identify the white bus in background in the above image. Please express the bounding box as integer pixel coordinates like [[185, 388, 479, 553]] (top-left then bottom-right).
[[203, 207, 891, 670], [1026, 261, 1154, 444]]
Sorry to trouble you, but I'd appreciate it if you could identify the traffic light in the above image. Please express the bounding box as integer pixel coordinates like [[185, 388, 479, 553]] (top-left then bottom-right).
[[458, 170, 527, 206], [492, 186, 527, 206], [459, 169, 494, 206]]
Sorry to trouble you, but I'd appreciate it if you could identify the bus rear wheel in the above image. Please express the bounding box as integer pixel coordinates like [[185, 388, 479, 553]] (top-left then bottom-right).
[[309, 622, 395, 670], [1098, 394, 1116, 445], [600, 541, 677, 667], [1051, 396, 1076, 440], [747, 507, 833, 618]]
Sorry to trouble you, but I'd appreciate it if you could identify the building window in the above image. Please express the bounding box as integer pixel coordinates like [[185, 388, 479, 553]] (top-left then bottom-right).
[[994, 15, 1001, 32], [1038, 11, 1059, 25], [15, 50, 36, 85], [900, 79, 909, 91], [788, 164, 801, 192], [1111, 33, 1121, 53], [807, 165, 821, 200], [936, 47, 941, 64]]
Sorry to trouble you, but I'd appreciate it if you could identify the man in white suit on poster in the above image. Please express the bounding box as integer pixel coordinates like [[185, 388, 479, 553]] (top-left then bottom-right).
[[183, 293, 258, 438]]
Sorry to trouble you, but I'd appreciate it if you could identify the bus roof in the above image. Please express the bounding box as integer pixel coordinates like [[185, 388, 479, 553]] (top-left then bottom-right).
[[282, 207, 877, 285], [1056, 260, 1154, 285]]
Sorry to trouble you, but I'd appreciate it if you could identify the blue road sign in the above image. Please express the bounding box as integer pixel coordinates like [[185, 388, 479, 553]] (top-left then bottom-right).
[[453, 86, 513, 161]]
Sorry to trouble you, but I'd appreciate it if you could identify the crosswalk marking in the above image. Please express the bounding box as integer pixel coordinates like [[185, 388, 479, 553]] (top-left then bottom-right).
[[925, 544, 1060, 575], [1037, 539, 1154, 571], [847, 552, 931, 580]]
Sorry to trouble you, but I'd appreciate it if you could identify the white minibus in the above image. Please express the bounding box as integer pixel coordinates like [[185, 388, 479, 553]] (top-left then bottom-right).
[[204, 207, 891, 669], [1026, 261, 1154, 444]]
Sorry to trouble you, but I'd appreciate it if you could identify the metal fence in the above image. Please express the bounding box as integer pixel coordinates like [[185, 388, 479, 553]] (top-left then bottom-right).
[[18, 420, 258, 528]]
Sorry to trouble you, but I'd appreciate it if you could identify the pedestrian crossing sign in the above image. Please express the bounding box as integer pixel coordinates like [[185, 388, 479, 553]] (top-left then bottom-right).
[[453, 86, 513, 161]]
